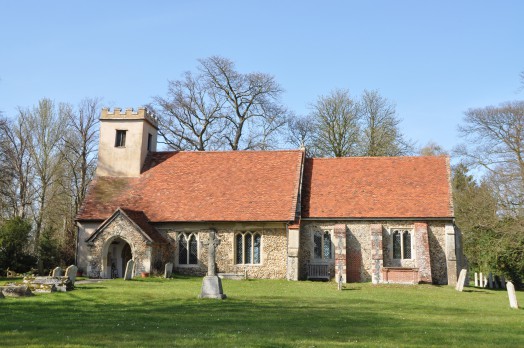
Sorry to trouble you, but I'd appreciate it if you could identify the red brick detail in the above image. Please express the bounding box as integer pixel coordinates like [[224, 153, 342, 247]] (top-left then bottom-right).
[[78, 150, 304, 222], [347, 250, 362, 282], [382, 267, 419, 284], [334, 224, 347, 283], [302, 156, 453, 219], [414, 222, 432, 284]]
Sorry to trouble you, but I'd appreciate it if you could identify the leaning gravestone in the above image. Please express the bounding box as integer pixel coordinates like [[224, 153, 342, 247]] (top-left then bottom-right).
[[52, 267, 62, 277], [65, 265, 78, 285], [507, 281, 519, 309], [455, 269, 467, 292], [164, 262, 173, 278], [124, 259, 134, 280]]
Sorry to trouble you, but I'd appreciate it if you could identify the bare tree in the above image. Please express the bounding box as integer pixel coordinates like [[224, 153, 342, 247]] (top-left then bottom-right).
[[198, 56, 288, 150], [0, 117, 33, 219], [309, 89, 360, 157], [358, 90, 414, 156], [154, 56, 288, 151], [419, 141, 448, 156], [61, 98, 100, 215], [286, 114, 317, 157], [19, 99, 67, 253], [456, 100, 524, 214], [153, 72, 226, 150]]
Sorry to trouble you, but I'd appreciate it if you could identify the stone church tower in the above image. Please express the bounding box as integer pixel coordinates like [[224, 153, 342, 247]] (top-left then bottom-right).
[[96, 107, 158, 177]]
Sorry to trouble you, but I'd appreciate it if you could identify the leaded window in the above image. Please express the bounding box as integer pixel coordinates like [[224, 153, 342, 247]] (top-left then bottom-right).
[[313, 231, 333, 260], [392, 229, 412, 260], [235, 232, 261, 264], [178, 233, 198, 265]]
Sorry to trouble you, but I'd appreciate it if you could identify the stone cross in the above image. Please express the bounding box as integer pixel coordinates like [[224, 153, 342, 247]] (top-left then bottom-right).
[[202, 230, 221, 276], [506, 281, 519, 309]]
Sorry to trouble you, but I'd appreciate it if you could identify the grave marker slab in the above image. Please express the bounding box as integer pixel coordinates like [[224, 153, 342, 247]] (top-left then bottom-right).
[[65, 265, 78, 285], [52, 267, 62, 277], [124, 259, 134, 280], [164, 262, 173, 278], [455, 269, 467, 291], [507, 281, 519, 309]]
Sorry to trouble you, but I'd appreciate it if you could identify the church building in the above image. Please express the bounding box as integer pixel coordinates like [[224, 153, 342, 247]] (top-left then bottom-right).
[[76, 107, 464, 285]]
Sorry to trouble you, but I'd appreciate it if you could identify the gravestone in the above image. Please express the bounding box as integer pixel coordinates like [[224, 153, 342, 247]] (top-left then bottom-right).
[[455, 269, 467, 291], [500, 276, 506, 289], [506, 281, 519, 309], [1, 285, 33, 297], [164, 262, 173, 278], [65, 265, 78, 285], [124, 259, 134, 280], [479, 272, 484, 287], [199, 230, 226, 299], [474, 272, 479, 287], [52, 267, 62, 277], [488, 273, 493, 289]]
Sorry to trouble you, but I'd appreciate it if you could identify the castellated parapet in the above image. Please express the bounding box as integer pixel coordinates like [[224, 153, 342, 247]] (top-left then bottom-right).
[[101, 107, 158, 129]]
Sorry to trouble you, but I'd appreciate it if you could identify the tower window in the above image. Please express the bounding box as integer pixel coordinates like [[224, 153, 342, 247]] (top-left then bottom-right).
[[147, 133, 153, 151], [115, 130, 127, 147]]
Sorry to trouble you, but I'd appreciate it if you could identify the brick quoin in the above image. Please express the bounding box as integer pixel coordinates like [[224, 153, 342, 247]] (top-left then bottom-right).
[[334, 224, 347, 283]]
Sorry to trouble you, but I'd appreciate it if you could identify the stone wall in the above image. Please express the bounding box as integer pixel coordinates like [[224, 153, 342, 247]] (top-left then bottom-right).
[[300, 220, 453, 284], [157, 222, 288, 279]]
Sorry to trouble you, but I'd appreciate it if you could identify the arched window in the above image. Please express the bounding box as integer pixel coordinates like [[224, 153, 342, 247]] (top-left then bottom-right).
[[235, 234, 243, 264], [392, 229, 412, 260], [313, 230, 332, 260], [179, 233, 198, 265], [235, 232, 261, 264]]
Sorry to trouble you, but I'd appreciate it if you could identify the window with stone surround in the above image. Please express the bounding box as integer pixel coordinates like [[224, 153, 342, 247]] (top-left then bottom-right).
[[392, 229, 412, 260], [235, 232, 261, 264], [313, 231, 332, 260], [178, 233, 198, 265]]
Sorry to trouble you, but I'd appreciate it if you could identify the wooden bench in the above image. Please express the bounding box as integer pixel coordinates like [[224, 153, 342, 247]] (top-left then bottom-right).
[[307, 263, 331, 280]]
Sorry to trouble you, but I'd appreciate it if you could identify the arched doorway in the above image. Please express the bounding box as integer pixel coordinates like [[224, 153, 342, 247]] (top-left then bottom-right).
[[103, 237, 133, 278]]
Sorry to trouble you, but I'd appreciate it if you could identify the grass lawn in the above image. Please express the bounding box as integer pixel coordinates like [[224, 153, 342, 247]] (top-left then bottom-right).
[[1, 276, 523, 347]]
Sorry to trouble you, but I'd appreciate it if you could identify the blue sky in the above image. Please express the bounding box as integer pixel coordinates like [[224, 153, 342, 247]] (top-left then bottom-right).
[[1, 1, 523, 153]]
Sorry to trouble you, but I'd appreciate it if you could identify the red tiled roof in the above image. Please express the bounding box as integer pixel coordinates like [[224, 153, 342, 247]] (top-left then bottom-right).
[[77, 150, 304, 222], [301, 156, 453, 219]]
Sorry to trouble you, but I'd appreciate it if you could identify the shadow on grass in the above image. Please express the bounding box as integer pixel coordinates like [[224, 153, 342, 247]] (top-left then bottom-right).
[[1, 279, 523, 347]]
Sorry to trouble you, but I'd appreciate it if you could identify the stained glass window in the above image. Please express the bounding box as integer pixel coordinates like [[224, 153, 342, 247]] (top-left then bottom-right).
[[393, 231, 401, 259], [323, 232, 332, 259], [189, 234, 198, 264], [313, 232, 322, 259], [253, 234, 261, 264], [403, 231, 411, 259], [236, 234, 243, 264]]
